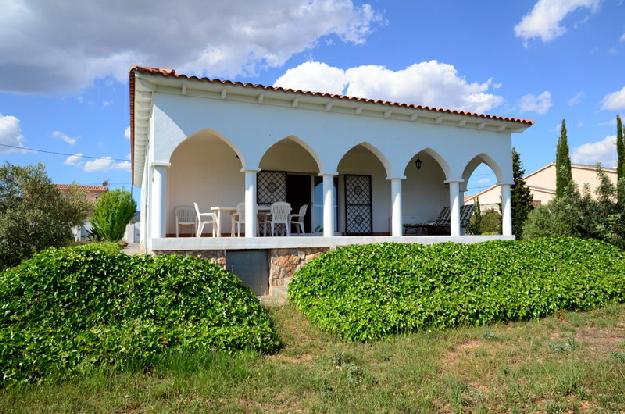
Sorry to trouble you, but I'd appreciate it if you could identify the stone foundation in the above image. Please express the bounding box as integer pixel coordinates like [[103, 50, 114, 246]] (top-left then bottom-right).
[[153, 247, 329, 299], [268, 247, 328, 288]]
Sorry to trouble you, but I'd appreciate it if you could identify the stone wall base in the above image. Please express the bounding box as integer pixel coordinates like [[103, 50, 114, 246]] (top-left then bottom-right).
[[152, 247, 329, 299]]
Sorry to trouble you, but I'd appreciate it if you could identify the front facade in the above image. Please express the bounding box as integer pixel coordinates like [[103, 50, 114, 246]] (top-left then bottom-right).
[[130, 66, 531, 293], [466, 163, 618, 211]]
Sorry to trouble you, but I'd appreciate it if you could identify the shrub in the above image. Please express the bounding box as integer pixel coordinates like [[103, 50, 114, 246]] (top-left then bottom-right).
[[523, 168, 625, 248], [289, 238, 625, 342], [91, 189, 136, 241], [0, 163, 90, 270], [0, 248, 279, 385]]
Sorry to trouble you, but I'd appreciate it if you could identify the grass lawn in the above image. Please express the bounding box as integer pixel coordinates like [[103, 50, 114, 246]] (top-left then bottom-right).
[[2, 304, 625, 413]]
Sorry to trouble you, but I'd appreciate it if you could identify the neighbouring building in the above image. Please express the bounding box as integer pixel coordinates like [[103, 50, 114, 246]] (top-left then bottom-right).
[[56, 184, 108, 241], [129, 66, 532, 296], [465, 162, 618, 211], [55, 183, 108, 202]]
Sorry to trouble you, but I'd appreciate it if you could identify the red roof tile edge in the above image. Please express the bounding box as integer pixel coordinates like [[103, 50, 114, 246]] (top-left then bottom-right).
[[129, 65, 534, 182], [56, 184, 108, 192]]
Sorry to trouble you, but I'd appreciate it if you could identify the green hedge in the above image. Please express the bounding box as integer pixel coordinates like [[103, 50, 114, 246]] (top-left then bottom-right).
[[0, 248, 279, 385], [289, 238, 625, 341]]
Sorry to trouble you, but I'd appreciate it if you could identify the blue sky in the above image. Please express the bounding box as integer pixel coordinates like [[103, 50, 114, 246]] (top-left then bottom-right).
[[1, 0, 624, 199]]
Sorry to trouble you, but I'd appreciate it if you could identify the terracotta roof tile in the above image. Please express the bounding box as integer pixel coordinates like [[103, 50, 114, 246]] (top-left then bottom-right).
[[56, 184, 108, 192]]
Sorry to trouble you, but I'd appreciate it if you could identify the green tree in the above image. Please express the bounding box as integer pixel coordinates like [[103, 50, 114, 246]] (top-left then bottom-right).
[[617, 115, 625, 207], [467, 198, 482, 235], [555, 119, 573, 198], [0, 163, 89, 270], [91, 189, 136, 241], [511, 148, 533, 238]]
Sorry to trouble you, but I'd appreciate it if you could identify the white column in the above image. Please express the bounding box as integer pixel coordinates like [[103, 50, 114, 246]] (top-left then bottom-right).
[[390, 177, 403, 236], [448, 180, 461, 237], [321, 173, 336, 237], [243, 169, 258, 238], [501, 183, 512, 236], [151, 162, 169, 239]]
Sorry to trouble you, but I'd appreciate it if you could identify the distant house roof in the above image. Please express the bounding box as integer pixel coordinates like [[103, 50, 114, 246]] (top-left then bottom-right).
[[465, 162, 617, 200], [55, 184, 108, 192]]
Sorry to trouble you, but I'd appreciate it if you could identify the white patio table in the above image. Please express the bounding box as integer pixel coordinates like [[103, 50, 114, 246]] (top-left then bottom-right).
[[211, 206, 271, 236]]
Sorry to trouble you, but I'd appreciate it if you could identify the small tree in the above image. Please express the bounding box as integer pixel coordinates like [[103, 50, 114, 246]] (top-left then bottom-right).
[[555, 119, 573, 198], [467, 198, 482, 235], [617, 115, 625, 207], [91, 189, 136, 241], [0, 163, 89, 270], [511, 148, 533, 238]]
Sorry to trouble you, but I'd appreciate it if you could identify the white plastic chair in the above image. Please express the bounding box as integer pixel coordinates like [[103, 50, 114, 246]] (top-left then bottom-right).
[[270, 202, 292, 236], [193, 202, 218, 237], [175, 205, 196, 237], [289, 204, 308, 235], [231, 202, 245, 237]]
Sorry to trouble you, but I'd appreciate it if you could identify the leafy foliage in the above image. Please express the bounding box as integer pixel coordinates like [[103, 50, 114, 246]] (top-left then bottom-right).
[[555, 119, 573, 198], [523, 167, 625, 248], [0, 163, 90, 270], [91, 189, 136, 241], [289, 238, 625, 342], [511, 148, 533, 238], [0, 248, 279, 386], [468, 207, 501, 235], [466, 198, 482, 235], [617, 115, 624, 207]]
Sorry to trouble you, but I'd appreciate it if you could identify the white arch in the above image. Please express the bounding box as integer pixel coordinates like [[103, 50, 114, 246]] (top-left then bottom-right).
[[402, 147, 452, 180], [461, 153, 505, 187], [335, 142, 392, 177], [168, 128, 247, 168], [259, 135, 323, 172]]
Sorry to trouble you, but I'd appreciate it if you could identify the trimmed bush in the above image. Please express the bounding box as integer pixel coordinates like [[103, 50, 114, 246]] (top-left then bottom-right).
[[0, 248, 279, 385], [91, 189, 136, 241], [289, 238, 625, 341]]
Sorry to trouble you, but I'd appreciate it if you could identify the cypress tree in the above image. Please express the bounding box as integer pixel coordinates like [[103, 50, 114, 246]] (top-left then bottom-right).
[[617, 115, 624, 207], [511, 148, 533, 238], [555, 119, 573, 198]]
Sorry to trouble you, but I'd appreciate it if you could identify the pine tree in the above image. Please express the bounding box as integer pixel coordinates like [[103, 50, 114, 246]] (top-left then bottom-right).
[[511, 148, 533, 238], [555, 119, 573, 198], [617, 115, 624, 207]]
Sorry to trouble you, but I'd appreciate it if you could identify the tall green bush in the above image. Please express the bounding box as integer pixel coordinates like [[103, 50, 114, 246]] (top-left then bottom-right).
[[91, 189, 136, 241], [617, 115, 624, 207], [555, 119, 573, 198], [289, 238, 625, 341], [511, 148, 533, 238], [0, 247, 279, 385], [0, 163, 89, 270]]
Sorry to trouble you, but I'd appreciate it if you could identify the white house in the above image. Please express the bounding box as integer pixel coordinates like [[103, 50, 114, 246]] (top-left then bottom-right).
[[130, 66, 532, 294]]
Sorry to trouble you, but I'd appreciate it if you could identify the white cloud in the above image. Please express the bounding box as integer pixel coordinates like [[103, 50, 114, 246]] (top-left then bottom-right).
[[620, 32, 625, 43], [0, 114, 24, 152], [51, 130, 78, 145], [0, 0, 381, 93], [519, 91, 552, 114], [274, 60, 504, 113], [567, 91, 584, 106], [572, 135, 617, 167], [514, 0, 599, 43], [83, 156, 131, 172], [477, 177, 492, 185], [124, 126, 130, 140], [601, 86, 625, 110], [64, 153, 83, 166]]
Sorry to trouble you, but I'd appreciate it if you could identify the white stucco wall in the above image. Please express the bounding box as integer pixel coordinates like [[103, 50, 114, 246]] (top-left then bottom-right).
[[138, 86, 522, 241], [149, 93, 513, 182]]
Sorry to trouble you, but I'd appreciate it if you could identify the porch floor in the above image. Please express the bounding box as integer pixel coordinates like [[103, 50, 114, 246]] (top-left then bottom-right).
[[151, 235, 514, 251]]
